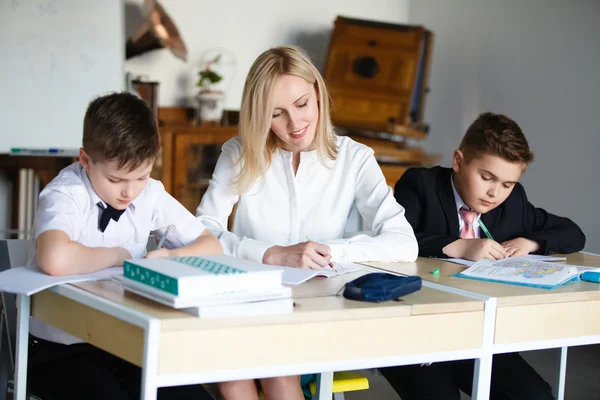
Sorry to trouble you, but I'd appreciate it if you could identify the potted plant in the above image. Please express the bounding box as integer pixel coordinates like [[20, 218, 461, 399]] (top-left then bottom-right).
[[196, 54, 225, 123]]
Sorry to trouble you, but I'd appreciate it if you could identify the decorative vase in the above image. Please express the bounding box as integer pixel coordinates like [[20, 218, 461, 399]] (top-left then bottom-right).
[[196, 91, 225, 123]]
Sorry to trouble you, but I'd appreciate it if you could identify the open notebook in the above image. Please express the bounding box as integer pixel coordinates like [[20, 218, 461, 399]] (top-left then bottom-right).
[[439, 255, 567, 268], [453, 258, 591, 289], [280, 262, 366, 285]]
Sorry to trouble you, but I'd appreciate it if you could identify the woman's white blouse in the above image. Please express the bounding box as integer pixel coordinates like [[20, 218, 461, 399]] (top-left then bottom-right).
[[197, 136, 418, 263]]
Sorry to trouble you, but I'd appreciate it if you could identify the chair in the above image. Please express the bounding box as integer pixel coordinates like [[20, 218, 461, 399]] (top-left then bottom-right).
[[203, 371, 370, 400], [0, 239, 41, 400], [307, 371, 370, 400]]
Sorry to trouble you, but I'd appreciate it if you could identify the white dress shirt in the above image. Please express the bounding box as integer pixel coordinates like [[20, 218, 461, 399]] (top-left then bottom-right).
[[197, 136, 418, 263], [31, 162, 207, 344], [451, 174, 481, 238]]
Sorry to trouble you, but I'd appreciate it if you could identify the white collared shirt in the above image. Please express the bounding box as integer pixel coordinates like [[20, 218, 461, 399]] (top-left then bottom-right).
[[31, 162, 207, 344], [197, 136, 418, 263], [451, 174, 481, 238]]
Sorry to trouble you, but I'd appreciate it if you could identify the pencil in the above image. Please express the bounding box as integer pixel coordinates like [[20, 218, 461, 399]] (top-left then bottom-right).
[[156, 225, 172, 249]]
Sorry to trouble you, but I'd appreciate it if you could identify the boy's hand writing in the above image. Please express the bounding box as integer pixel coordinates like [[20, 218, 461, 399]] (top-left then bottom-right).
[[502, 237, 540, 258], [145, 248, 171, 259], [443, 238, 508, 261], [263, 241, 332, 270]]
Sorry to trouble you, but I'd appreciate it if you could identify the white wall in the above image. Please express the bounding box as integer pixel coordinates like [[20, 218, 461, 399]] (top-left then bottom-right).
[[0, 0, 124, 151], [0, 0, 123, 237], [124, 0, 408, 109], [410, 0, 600, 252]]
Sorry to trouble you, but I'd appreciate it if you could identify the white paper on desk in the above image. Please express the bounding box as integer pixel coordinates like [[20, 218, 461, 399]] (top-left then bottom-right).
[[279, 262, 365, 285], [574, 265, 599, 273], [438, 255, 567, 268], [519, 255, 567, 262], [436, 258, 476, 267], [0, 265, 123, 295]]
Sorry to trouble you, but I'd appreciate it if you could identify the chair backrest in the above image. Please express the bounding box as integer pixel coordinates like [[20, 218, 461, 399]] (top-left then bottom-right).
[[1, 239, 34, 270], [1, 239, 34, 345], [0, 301, 9, 400], [0, 239, 34, 399], [146, 235, 157, 252]]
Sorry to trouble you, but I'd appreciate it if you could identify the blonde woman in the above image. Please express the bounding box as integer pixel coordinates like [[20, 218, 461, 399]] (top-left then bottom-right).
[[197, 45, 418, 399]]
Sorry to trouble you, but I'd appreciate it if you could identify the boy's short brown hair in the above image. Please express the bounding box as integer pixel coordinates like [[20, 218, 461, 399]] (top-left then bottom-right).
[[459, 112, 535, 164], [82, 92, 159, 170]]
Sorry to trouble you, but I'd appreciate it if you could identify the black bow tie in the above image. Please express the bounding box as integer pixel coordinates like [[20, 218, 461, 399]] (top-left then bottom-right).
[[97, 202, 126, 232]]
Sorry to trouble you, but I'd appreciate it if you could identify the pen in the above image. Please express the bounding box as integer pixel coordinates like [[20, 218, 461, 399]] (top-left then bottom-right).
[[478, 220, 494, 241], [156, 225, 172, 249], [306, 235, 336, 270]]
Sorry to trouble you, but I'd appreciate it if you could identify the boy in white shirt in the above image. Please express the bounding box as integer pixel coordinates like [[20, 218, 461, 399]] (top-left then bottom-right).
[[30, 92, 222, 399]]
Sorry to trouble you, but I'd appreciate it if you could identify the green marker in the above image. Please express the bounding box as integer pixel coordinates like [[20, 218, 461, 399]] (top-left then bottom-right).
[[432, 268, 440, 276], [478, 220, 494, 241]]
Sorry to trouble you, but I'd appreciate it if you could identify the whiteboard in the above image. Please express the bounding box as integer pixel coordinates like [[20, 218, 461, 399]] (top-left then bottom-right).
[[0, 0, 124, 152]]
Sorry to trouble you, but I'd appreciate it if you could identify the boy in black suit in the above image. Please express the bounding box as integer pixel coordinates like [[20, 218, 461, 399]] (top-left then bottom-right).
[[381, 112, 585, 400]]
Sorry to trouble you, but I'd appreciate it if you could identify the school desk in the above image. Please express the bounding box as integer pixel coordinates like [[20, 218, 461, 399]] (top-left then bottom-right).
[[363, 252, 600, 400], [13, 270, 492, 400]]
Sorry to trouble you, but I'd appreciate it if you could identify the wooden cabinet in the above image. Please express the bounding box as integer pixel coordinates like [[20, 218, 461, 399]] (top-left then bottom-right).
[[0, 154, 77, 238], [157, 123, 237, 213], [156, 123, 437, 212], [155, 109, 438, 214]]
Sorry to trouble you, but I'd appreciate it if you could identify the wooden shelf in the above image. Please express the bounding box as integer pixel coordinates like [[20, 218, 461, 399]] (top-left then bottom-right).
[[157, 107, 439, 213], [179, 181, 211, 190]]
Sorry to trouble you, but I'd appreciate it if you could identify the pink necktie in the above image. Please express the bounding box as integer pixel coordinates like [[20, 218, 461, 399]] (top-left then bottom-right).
[[459, 207, 477, 239]]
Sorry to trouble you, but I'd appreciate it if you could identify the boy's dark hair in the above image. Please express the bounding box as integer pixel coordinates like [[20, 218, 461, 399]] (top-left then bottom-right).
[[459, 112, 535, 164], [83, 92, 159, 170]]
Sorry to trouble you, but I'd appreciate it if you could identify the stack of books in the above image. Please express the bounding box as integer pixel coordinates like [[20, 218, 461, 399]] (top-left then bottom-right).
[[120, 254, 293, 318]]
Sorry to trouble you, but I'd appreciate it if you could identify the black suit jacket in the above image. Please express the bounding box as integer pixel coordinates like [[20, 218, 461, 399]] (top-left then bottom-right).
[[394, 166, 586, 258]]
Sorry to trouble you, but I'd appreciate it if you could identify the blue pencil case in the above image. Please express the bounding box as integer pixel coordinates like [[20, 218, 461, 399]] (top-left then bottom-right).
[[343, 273, 422, 303]]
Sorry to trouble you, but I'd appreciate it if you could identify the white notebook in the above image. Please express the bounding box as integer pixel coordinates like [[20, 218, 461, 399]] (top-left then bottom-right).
[[117, 275, 291, 309]]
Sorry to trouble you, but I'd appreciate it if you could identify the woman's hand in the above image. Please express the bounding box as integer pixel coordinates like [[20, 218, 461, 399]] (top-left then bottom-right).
[[263, 241, 332, 269]]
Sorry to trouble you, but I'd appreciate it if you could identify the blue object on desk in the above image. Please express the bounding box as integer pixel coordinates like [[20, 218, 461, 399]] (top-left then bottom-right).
[[580, 271, 600, 283], [343, 273, 422, 303]]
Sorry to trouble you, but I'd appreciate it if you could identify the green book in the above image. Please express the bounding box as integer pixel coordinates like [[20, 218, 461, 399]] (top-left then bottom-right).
[[123, 254, 283, 298]]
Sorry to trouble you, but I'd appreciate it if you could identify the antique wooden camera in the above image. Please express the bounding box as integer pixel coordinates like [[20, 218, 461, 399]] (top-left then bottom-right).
[[324, 17, 434, 135]]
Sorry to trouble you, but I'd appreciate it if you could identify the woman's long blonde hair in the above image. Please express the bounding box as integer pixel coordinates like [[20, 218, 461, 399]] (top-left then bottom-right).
[[236, 45, 337, 194]]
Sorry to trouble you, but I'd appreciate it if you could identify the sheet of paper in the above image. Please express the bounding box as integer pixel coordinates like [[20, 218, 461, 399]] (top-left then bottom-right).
[[519, 255, 567, 262], [279, 262, 365, 285], [0, 265, 123, 295], [436, 258, 475, 267], [316, 262, 364, 278], [280, 267, 319, 285], [575, 265, 599, 273], [438, 254, 567, 267]]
